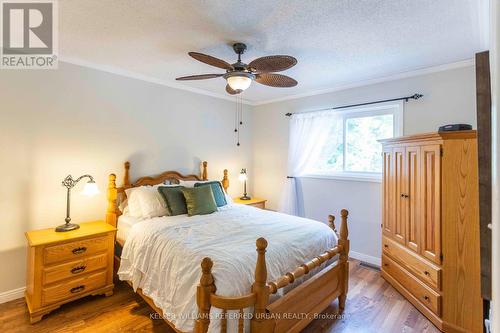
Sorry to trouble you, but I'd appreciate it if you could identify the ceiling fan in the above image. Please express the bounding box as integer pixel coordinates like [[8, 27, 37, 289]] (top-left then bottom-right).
[[176, 43, 298, 95]]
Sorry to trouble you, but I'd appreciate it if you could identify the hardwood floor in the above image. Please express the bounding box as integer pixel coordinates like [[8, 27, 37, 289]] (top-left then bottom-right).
[[0, 260, 439, 333]]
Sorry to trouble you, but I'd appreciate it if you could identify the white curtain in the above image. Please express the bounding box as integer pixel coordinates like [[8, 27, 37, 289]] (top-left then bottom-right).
[[279, 111, 340, 216]]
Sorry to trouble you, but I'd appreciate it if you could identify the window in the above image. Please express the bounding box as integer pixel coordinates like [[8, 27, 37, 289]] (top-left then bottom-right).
[[303, 102, 403, 181]]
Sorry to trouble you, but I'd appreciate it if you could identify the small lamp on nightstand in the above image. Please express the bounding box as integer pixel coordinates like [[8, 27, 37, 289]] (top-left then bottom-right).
[[56, 174, 99, 232], [238, 168, 251, 200]]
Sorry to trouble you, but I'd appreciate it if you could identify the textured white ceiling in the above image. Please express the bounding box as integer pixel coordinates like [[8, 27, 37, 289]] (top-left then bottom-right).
[[59, 0, 485, 104]]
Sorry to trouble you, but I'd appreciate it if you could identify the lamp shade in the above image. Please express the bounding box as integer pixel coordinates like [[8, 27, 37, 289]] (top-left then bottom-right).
[[81, 181, 99, 196], [227, 75, 252, 91], [238, 169, 248, 182]]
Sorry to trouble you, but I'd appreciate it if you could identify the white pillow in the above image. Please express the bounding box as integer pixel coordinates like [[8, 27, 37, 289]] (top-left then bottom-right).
[[125, 185, 168, 219], [124, 188, 142, 218], [178, 180, 210, 188]]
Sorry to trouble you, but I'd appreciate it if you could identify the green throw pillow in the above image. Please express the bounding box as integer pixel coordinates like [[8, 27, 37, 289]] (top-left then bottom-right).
[[181, 186, 218, 216], [194, 181, 227, 207], [157, 186, 187, 216]]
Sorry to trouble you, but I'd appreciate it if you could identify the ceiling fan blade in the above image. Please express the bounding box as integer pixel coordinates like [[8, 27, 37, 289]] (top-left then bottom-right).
[[226, 85, 242, 95], [248, 55, 297, 73], [255, 73, 298, 87], [188, 52, 233, 70], [176, 74, 224, 81]]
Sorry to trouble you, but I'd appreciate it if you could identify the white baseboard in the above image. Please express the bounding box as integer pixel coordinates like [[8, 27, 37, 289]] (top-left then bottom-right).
[[349, 251, 381, 267], [0, 287, 25, 304]]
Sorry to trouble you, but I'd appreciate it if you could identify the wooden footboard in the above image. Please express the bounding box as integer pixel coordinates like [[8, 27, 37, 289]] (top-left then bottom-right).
[[195, 210, 349, 333]]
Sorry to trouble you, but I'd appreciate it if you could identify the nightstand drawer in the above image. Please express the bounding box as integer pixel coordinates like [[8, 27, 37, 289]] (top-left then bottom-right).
[[43, 253, 108, 285], [43, 236, 108, 265], [42, 270, 107, 306]]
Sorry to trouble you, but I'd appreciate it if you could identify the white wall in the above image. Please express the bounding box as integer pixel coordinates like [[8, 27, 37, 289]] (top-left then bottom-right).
[[0, 62, 253, 294], [252, 65, 477, 265]]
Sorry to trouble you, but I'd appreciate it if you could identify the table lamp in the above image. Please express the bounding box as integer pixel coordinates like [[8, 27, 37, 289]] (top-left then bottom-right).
[[238, 168, 251, 200], [56, 174, 99, 232]]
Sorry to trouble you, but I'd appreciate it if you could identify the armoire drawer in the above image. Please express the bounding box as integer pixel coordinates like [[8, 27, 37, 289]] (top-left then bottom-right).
[[382, 255, 441, 316], [382, 236, 441, 290]]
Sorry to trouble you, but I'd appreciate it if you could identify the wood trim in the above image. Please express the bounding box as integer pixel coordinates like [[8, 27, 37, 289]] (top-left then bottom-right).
[[476, 50, 492, 300]]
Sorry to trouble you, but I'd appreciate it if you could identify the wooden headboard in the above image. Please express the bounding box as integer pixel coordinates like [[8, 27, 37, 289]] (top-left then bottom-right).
[[106, 161, 229, 227]]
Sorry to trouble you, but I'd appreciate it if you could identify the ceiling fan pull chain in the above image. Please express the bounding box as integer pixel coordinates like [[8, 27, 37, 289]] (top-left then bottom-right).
[[234, 96, 238, 133], [239, 96, 243, 125], [236, 95, 241, 146]]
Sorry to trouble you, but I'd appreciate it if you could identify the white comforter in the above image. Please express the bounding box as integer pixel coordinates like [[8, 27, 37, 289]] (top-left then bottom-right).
[[118, 204, 337, 333]]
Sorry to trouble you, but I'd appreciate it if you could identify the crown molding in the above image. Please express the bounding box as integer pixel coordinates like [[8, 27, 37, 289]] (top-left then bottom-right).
[[60, 56, 475, 108], [59, 56, 255, 106], [252, 59, 475, 106]]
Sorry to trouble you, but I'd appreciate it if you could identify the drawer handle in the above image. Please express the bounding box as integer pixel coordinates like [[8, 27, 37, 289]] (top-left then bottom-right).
[[70, 285, 85, 294], [423, 295, 429, 301], [72, 247, 87, 255], [70, 265, 86, 274], [384, 263, 389, 267], [424, 270, 430, 276], [384, 244, 389, 248]]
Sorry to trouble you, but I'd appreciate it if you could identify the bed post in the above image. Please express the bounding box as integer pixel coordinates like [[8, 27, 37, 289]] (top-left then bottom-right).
[[222, 169, 229, 193], [195, 258, 215, 333], [202, 161, 208, 181], [106, 174, 118, 228], [251, 238, 274, 333], [124, 161, 130, 187], [338, 209, 349, 312]]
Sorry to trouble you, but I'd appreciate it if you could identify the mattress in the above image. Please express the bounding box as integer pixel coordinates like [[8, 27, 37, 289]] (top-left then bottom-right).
[[118, 204, 338, 333], [116, 214, 141, 244]]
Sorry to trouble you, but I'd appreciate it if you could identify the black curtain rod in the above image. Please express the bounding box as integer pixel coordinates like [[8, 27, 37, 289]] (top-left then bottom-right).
[[285, 93, 423, 117]]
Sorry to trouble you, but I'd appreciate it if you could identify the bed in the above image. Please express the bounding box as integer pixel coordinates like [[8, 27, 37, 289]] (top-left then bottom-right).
[[106, 161, 350, 333]]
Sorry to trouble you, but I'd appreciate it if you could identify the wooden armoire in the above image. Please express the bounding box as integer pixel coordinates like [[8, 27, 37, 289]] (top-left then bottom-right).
[[379, 131, 482, 332]]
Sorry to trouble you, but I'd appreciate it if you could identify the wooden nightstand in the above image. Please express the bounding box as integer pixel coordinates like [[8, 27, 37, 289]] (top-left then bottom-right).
[[233, 197, 267, 209], [25, 220, 116, 323]]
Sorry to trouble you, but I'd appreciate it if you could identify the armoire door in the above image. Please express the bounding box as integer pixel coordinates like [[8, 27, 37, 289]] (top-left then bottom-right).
[[382, 147, 395, 238], [420, 144, 442, 264], [405, 146, 420, 253], [393, 146, 406, 244]]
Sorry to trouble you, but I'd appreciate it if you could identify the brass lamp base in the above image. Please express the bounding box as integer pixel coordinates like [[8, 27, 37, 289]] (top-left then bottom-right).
[[55, 222, 80, 232], [240, 195, 252, 200]]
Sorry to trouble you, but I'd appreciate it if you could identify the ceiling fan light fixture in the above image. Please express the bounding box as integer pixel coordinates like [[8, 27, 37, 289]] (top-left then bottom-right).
[[225, 72, 253, 91]]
